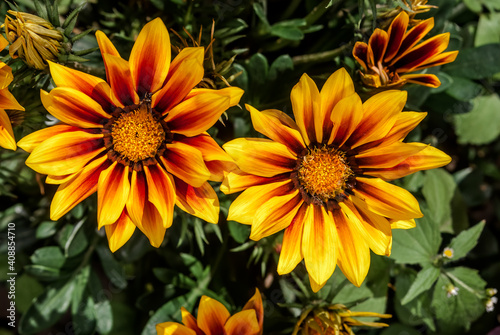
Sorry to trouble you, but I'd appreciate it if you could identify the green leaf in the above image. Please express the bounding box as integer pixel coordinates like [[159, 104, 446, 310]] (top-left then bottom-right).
[[57, 221, 89, 257], [447, 221, 485, 261], [268, 54, 294, 81], [141, 296, 194, 335], [96, 244, 127, 290], [14, 275, 44, 314], [30, 246, 65, 269], [72, 296, 97, 335], [432, 267, 486, 331], [380, 323, 421, 335], [463, 0, 482, 12], [19, 278, 76, 334], [401, 266, 440, 305], [475, 13, 500, 46], [228, 221, 250, 243], [391, 205, 442, 265], [95, 299, 113, 333], [24, 265, 62, 281], [35, 221, 57, 239], [270, 25, 304, 41], [253, 3, 270, 29], [445, 76, 483, 102], [454, 94, 500, 145], [422, 169, 457, 230], [443, 44, 500, 79]]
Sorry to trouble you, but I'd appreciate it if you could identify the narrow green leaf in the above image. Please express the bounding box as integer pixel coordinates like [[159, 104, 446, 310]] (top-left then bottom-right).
[[447, 221, 485, 261], [401, 266, 440, 305]]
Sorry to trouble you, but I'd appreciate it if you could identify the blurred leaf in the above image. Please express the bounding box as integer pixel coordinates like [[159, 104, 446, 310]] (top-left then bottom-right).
[[141, 296, 194, 335], [447, 221, 485, 261], [431, 72, 454, 94], [268, 55, 294, 81], [454, 94, 500, 145], [228, 220, 250, 243], [15, 274, 44, 314], [35, 221, 57, 239], [443, 44, 500, 79], [475, 13, 500, 46], [24, 265, 62, 281], [391, 206, 442, 265], [401, 266, 440, 305], [253, 3, 270, 29], [95, 299, 113, 333], [30, 246, 65, 269], [432, 267, 486, 331], [193, 218, 208, 255], [380, 323, 421, 335], [445, 77, 483, 102], [57, 221, 89, 258], [271, 21, 305, 41], [422, 169, 456, 232], [19, 278, 76, 334], [96, 244, 128, 290], [153, 268, 197, 289], [403, 171, 424, 192], [72, 296, 97, 335]]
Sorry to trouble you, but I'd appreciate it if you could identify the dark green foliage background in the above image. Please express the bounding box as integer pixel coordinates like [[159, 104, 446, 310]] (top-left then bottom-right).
[[0, 0, 499, 334]]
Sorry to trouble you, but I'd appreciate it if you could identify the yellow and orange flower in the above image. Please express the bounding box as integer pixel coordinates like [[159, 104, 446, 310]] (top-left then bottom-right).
[[0, 35, 25, 150], [353, 11, 458, 88], [156, 289, 263, 335], [222, 68, 451, 291], [18, 18, 242, 251]]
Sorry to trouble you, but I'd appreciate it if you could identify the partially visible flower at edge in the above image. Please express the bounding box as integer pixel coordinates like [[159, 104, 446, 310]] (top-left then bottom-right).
[[4, 10, 63, 70], [156, 288, 263, 335], [379, 0, 437, 29], [222, 68, 451, 291], [18, 18, 242, 251], [293, 304, 391, 335], [0, 34, 25, 150], [353, 11, 458, 89]]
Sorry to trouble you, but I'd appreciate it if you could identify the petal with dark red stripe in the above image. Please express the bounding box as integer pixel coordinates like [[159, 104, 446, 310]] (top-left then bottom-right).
[[105, 210, 136, 253], [401, 74, 441, 88], [102, 53, 139, 107], [277, 203, 307, 275], [384, 12, 409, 62], [290, 73, 320, 144], [394, 33, 451, 73], [175, 179, 219, 224], [220, 169, 288, 194], [144, 164, 176, 228], [368, 28, 389, 64]]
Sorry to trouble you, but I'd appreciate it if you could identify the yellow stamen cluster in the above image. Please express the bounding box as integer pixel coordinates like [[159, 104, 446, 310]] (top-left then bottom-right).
[[297, 146, 352, 202], [4, 11, 63, 70], [111, 105, 165, 162]]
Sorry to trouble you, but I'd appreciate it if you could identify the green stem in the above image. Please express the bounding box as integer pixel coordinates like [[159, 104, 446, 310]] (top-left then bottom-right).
[[304, 0, 335, 26], [292, 43, 351, 66]]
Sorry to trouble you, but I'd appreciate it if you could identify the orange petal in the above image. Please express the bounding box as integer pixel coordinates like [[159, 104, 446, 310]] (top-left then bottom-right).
[[152, 47, 204, 113], [242, 289, 264, 333], [227, 179, 294, 225], [320, 68, 355, 139], [394, 33, 452, 73], [220, 169, 288, 194], [250, 189, 303, 240], [348, 196, 392, 256], [102, 53, 139, 107], [0, 108, 16, 150], [136, 200, 168, 248], [223, 138, 296, 177], [40, 88, 110, 128], [47, 60, 114, 111], [175, 179, 219, 224], [353, 42, 369, 71], [377, 111, 427, 146], [26, 131, 105, 176], [368, 29, 389, 64], [0, 35, 8, 51], [96, 30, 120, 57], [105, 209, 136, 252], [400, 74, 441, 88], [392, 17, 434, 64], [410, 50, 459, 72], [50, 155, 109, 220], [277, 203, 307, 275], [129, 18, 171, 96], [348, 90, 407, 148], [164, 87, 243, 136], [290, 73, 321, 144], [384, 12, 409, 62], [176, 133, 235, 182], [156, 322, 197, 335], [46, 173, 77, 185], [355, 142, 427, 169], [302, 204, 337, 292], [161, 143, 210, 188], [197, 296, 230, 335], [247, 104, 305, 154], [333, 207, 371, 287], [97, 162, 130, 228], [18, 124, 79, 153], [0, 61, 13, 90], [144, 164, 176, 228], [328, 93, 363, 147], [363, 145, 451, 180], [0, 88, 24, 110], [224, 310, 260, 335], [181, 308, 204, 335], [354, 177, 422, 220]]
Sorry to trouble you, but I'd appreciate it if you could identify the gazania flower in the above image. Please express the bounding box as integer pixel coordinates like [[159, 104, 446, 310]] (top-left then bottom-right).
[[18, 18, 242, 251], [156, 289, 263, 335], [353, 11, 458, 88], [293, 304, 390, 335], [379, 0, 436, 29], [4, 11, 63, 70], [222, 68, 450, 291], [0, 35, 25, 150]]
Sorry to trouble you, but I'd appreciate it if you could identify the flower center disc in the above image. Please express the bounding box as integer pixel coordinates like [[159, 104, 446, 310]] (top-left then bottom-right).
[[297, 146, 352, 202], [111, 104, 165, 162]]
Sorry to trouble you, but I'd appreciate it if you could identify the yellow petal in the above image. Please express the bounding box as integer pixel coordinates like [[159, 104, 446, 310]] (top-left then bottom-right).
[[97, 162, 130, 228], [0, 108, 16, 150], [277, 203, 307, 275], [224, 310, 260, 335], [105, 210, 136, 253], [175, 179, 219, 224], [290, 73, 320, 144], [161, 142, 210, 188], [156, 322, 196, 335], [144, 164, 176, 228], [197, 296, 230, 335], [328, 93, 363, 147], [18, 124, 78, 153]]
